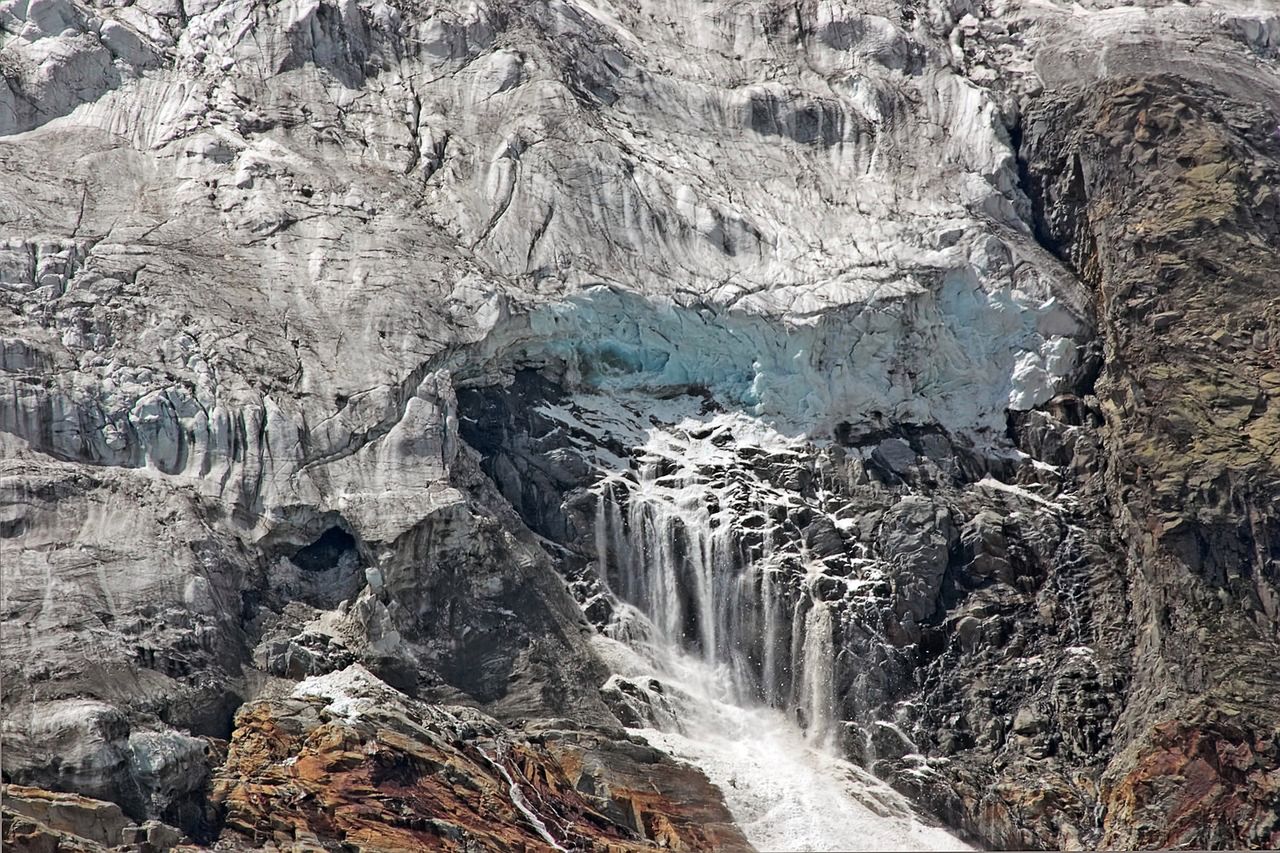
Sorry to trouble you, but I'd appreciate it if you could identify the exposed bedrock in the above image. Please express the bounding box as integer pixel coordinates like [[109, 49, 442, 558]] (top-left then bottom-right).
[[211, 666, 750, 852], [449, 69, 1280, 850], [457, 346, 1132, 850], [1019, 75, 1280, 850]]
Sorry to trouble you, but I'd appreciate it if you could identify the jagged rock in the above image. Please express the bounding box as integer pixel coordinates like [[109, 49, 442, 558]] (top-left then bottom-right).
[[538, 729, 753, 853], [880, 497, 955, 623], [953, 616, 983, 653], [1012, 707, 1049, 737], [0, 785, 185, 852], [125, 731, 211, 828], [870, 438, 918, 480], [1019, 71, 1280, 848], [801, 516, 846, 559], [0, 785, 131, 849], [958, 510, 1012, 583], [211, 665, 749, 852], [868, 722, 918, 764], [123, 820, 183, 850], [598, 675, 685, 732], [3, 700, 137, 812], [1102, 711, 1280, 849]]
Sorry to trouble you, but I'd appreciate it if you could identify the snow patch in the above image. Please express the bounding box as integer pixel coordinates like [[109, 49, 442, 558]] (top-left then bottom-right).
[[291, 663, 406, 721], [975, 475, 1069, 510]]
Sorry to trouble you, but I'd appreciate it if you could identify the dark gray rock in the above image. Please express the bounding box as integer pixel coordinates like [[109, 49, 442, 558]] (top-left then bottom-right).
[[880, 497, 955, 623]]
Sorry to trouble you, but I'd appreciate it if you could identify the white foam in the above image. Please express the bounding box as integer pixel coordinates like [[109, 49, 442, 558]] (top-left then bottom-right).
[[633, 648, 969, 852]]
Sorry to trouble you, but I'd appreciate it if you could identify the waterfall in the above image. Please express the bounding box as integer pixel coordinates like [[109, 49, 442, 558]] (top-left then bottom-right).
[[624, 455, 732, 662], [761, 562, 782, 706], [594, 434, 848, 736], [591, 465, 967, 851], [566, 404, 966, 851], [600, 467, 770, 705], [800, 600, 837, 747]]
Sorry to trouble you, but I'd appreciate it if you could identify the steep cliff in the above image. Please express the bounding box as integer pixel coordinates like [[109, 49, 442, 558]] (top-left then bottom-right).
[[1019, 74, 1280, 849], [3, 0, 1279, 849]]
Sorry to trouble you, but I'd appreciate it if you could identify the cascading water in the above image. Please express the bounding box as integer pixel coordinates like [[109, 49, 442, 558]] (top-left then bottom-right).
[[579, 403, 968, 852], [594, 456, 834, 727], [800, 599, 837, 747]]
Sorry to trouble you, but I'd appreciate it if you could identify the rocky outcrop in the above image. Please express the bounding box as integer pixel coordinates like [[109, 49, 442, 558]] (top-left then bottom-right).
[[1018, 74, 1280, 850], [211, 665, 750, 852], [1, 784, 183, 852], [2, 785, 130, 849], [1103, 711, 1280, 850], [457, 367, 1134, 850]]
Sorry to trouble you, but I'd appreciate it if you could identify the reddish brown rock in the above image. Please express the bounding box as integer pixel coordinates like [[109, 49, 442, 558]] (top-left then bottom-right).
[[209, 667, 752, 852], [1103, 712, 1280, 849], [536, 728, 752, 851]]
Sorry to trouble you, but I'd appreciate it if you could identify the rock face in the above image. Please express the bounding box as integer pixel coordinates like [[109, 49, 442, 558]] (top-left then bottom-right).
[[1018, 74, 1280, 849], [212, 666, 749, 852], [2, 785, 131, 850], [0, 784, 185, 852], [3, 0, 1280, 849]]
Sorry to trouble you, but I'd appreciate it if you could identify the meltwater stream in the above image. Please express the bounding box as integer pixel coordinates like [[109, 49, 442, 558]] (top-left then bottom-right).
[[595, 619, 966, 852], [587, 411, 970, 852], [635, 647, 962, 852]]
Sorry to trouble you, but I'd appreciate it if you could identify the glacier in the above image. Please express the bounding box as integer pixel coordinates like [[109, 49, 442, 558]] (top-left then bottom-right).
[[468, 275, 1083, 441]]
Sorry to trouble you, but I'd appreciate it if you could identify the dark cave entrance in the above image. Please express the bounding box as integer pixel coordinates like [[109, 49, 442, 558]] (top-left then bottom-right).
[[291, 526, 359, 572], [275, 524, 366, 610]]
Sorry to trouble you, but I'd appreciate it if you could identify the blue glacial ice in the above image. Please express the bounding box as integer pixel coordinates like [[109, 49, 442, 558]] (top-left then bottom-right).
[[483, 270, 1081, 443]]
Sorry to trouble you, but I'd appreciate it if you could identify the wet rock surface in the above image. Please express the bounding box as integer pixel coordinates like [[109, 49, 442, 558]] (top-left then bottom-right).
[[459, 382, 1135, 849]]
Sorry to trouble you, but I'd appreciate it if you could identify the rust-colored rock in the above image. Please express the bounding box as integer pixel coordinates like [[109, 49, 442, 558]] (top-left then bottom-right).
[[209, 666, 752, 852], [2, 784, 130, 848], [536, 728, 752, 851], [1103, 712, 1280, 849]]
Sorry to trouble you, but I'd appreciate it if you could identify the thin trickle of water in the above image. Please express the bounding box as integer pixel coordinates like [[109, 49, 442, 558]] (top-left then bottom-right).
[[761, 563, 780, 705], [477, 744, 568, 852], [594, 489, 610, 583], [800, 599, 837, 747], [788, 596, 809, 713]]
